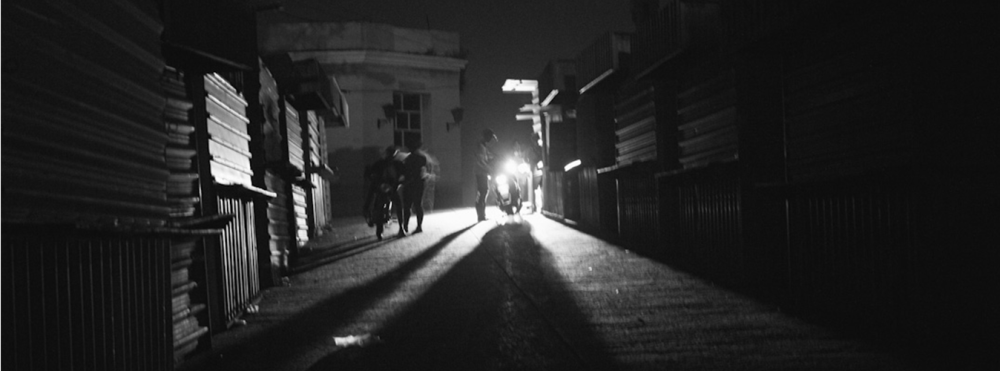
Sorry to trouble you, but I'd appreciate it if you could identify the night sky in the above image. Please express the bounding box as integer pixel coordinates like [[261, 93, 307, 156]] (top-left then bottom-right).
[[262, 0, 635, 170]]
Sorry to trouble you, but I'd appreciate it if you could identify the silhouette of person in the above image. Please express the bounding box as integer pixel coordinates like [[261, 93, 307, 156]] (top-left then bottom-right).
[[364, 146, 405, 239], [475, 129, 498, 221], [401, 139, 429, 234]]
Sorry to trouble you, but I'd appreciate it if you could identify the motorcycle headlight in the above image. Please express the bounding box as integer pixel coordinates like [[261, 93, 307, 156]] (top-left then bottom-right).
[[495, 174, 508, 185], [504, 160, 518, 175]]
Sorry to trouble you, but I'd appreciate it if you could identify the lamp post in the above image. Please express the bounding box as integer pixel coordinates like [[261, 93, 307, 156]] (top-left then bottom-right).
[[502, 79, 543, 213]]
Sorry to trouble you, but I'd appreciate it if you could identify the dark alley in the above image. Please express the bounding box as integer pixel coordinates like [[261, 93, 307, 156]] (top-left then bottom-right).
[[4, 1, 997, 370]]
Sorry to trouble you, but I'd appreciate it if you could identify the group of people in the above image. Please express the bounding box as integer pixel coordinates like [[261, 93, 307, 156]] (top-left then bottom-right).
[[363, 128, 503, 239], [363, 140, 429, 240]]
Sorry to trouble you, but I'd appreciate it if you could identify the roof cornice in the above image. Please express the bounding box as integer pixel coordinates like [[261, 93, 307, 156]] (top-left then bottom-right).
[[288, 50, 468, 71]]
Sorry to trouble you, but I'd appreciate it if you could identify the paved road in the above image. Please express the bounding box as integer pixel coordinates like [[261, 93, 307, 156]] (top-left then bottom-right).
[[184, 209, 927, 371]]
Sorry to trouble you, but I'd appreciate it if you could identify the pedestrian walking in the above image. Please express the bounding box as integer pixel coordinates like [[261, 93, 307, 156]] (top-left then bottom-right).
[[475, 129, 498, 222], [401, 139, 429, 234]]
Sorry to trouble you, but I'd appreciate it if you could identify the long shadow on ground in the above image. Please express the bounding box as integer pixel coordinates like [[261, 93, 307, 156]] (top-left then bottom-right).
[[307, 221, 621, 371], [289, 236, 387, 275], [182, 225, 476, 371]]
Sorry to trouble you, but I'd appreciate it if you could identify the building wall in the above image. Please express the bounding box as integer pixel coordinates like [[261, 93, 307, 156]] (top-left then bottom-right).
[[260, 22, 467, 216]]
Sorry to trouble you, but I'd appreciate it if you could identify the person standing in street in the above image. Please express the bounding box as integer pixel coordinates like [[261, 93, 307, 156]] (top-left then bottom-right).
[[401, 139, 429, 234], [475, 129, 498, 222], [364, 146, 406, 239]]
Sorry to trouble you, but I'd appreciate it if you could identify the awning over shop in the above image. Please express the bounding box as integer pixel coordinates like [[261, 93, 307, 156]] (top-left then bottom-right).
[[308, 163, 339, 182], [262, 54, 335, 112]]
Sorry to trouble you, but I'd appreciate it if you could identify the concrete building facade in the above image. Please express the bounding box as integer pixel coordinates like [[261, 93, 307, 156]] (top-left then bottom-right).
[[259, 22, 468, 216]]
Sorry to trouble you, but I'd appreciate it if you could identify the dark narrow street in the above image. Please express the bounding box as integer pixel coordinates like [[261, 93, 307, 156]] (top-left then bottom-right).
[[182, 209, 925, 371], [5, 2, 998, 370]]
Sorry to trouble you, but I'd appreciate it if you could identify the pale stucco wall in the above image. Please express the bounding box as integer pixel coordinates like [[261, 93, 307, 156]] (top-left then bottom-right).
[[260, 22, 466, 217], [259, 22, 462, 57]]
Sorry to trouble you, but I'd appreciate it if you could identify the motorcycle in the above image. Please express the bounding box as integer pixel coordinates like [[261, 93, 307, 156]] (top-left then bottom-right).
[[366, 182, 396, 239], [493, 170, 522, 216]]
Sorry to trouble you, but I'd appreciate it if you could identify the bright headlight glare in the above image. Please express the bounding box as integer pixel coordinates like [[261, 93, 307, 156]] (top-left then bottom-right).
[[518, 163, 530, 174], [504, 160, 518, 174]]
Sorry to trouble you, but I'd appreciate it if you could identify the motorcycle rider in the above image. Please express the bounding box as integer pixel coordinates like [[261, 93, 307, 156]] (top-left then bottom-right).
[[364, 146, 406, 239]]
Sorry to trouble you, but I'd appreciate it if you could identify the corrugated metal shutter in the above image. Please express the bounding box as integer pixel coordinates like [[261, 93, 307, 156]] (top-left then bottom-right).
[[287, 106, 305, 170], [783, 28, 914, 182], [677, 65, 738, 169], [265, 172, 292, 268], [205, 73, 253, 186], [578, 167, 601, 229], [4, 232, 173, 371], [307, 113, 329, 233], [293, 185, 310, 246], [614, 82, 657, 165], [259, 64, 292, 271], [2, 0, 169, 227], [198, 74, 264, 326]]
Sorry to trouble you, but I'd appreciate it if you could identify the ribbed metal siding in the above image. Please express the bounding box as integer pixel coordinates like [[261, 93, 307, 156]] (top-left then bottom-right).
[[614, 83, 657, 165], [2, 0, 169, 227], [544, 171, 565, 218], [200, 74, 262, 325], [265, 172, 292, 269], [578, 167, 600, 228], [674, 166, 743, 276], [786, 180, 917, 324], [677, 66, 738, 169], [216, 196, 260, 324], [287, 106, 305, 170], [616, 174, 659, 254], [205, 74, 254, 186], [292, 185, 310, 246], [630, 0, 682, 75], [719, 0, 814, 50], [4, 234, 172, 371], [783, 29, 914, 183], [563, 170, 582, 221]]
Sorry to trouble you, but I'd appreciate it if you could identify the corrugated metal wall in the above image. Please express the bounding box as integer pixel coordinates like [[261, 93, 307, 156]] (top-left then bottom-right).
[[2, 1, 181, 368], [782, 21, 914, 182], [200, 74, 263, 326], [216, 197, 260, 324], [307, 112, 330, 234], [614, 170, 660, 255], [292, 184, 310, 246], [205, 74, 254, 186], [630, 0, 682, 75], [2, 0, 169, 227], [669, 165, 743, 277], [786, 179, 918, 326], [265, 172, 292, 270], [543, 171, 565, 218], [578, 167, 601, 229], [614, 82, 658, 166], [289, 108, 310, 247], [677, 65, 738, 169], [4, 233, 173, 371]]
